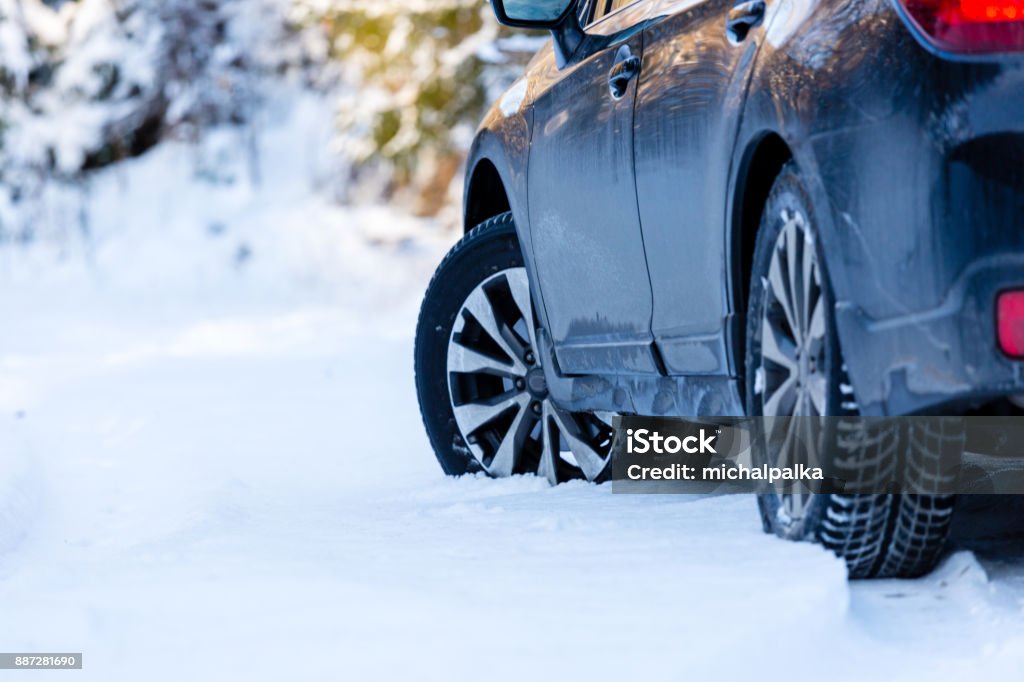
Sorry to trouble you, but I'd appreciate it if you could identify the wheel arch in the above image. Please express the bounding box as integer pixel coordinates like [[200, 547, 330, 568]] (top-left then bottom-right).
[[728, 131, 794, 380], [464, 157, 511, 234]]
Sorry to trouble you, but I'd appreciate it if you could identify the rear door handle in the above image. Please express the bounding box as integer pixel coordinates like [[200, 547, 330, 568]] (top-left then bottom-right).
[[726, 0, 766, 44], [609, 46, 641, 100]]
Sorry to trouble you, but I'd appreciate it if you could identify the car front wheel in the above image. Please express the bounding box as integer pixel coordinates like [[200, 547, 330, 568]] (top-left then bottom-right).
[[415, 212, 614, 484]]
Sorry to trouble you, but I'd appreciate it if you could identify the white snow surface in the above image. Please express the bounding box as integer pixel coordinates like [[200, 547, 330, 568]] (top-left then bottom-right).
[[2, 94, 1024, 681]]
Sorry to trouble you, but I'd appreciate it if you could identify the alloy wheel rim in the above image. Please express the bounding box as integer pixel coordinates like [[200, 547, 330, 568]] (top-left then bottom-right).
[[757, 208, 828, 521], [447, 268, 613, 484]]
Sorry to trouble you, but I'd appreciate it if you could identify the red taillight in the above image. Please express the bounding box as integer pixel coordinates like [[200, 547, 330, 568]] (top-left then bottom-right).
[[961, 0, 1024, 21], [901, 0, 1024, 53], [997, 290, 1024, 357]]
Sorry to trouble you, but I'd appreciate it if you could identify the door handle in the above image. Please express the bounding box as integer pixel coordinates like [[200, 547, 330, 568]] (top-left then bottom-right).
[[726, 0, 766, 44], [608, 47, 641, 100]]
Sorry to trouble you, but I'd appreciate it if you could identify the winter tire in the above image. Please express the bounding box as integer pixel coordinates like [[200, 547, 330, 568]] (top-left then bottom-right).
[[415, 212, 614, 484], [745, 163, 963, 578]]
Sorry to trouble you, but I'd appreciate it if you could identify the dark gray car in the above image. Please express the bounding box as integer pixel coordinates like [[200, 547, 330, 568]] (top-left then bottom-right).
[[415, 0, 1024, 578]]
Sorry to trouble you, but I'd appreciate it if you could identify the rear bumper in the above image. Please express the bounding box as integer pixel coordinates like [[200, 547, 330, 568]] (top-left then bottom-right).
[[810, 40, 1024, 415], [835, 254, 1024, 415]]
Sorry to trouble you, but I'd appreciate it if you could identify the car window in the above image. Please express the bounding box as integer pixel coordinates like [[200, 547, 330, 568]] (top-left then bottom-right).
[[578, 0, 594, 22], [589, 0, 644, 23], [608, 0, 640, 12]]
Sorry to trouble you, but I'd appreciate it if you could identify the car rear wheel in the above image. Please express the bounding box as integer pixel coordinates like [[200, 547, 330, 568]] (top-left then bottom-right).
[[415, 212, 614, 484], [745, 163, 962, 578]]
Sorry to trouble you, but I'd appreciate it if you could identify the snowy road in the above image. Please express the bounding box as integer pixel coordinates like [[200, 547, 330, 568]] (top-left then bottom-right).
[[0, 113, 1022, 679], [2, 272, 1024, 681]]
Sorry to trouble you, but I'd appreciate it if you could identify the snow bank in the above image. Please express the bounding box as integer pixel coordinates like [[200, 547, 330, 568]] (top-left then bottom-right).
[[0, 88, 452, 322]]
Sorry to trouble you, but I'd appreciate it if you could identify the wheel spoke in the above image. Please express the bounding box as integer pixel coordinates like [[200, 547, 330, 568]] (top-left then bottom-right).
[[462, 287, 526, 372], [807, 374, 827, 416], [768, 240, 800, 339], [537, 405, 559, 486], [798, 410, 820, 458], [786, 218, 805, 338], [807, 292, 826, 347], [777, 413, 801, 471], [552, 407, 608, 481], [487, 398, 531, 477], [763, 375, 797, 417], [453, 390, 527, 436], [778, 415, 813, 521], [448, 341, 519, 377], [761, 318, 798, 375], [792, 415, 819, 513], [506, 269, 537, 349], [800, 226, 817, 337]]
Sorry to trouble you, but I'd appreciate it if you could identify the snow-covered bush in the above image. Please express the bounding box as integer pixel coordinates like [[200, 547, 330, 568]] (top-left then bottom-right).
[[0, 0, 544, 242], [0, 0, 313, 242]]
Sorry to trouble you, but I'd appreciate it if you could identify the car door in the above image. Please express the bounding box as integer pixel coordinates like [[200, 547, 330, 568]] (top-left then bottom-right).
[[528, 0, 659, 376], [633, 0, 767, 375]]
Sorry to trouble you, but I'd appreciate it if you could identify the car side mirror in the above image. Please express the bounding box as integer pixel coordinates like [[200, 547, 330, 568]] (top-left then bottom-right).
[[489, 0, 585, 68]]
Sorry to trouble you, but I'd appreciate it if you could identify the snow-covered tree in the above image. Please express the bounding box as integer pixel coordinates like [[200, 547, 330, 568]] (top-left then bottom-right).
[[0, 0, 544, 241], [292, 0, 540, 216], [0, 0, 313, 240]]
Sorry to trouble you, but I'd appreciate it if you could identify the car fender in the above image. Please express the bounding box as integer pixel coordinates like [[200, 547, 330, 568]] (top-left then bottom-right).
[[464, 88, 563, 360]]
